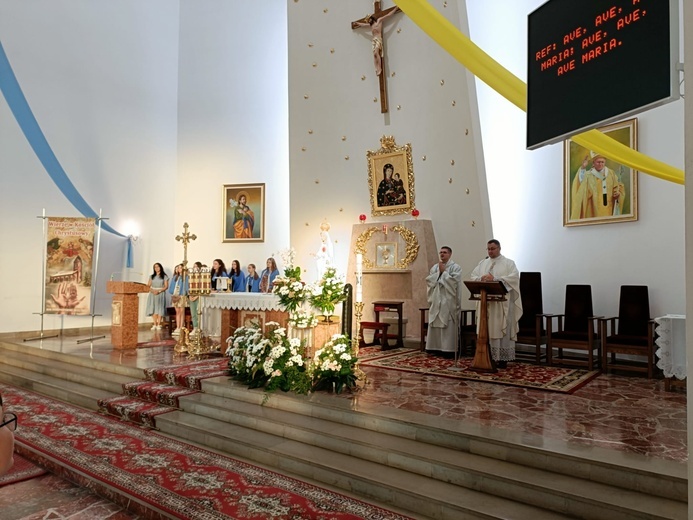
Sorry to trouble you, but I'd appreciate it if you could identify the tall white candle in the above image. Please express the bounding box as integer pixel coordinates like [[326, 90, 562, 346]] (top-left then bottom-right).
[[356, 285, 363, 303], [356, 253, 363, 274]]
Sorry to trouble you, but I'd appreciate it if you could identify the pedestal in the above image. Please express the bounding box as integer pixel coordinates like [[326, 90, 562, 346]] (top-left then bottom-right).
[[290, 326, 315, 361], [106, 281, 149, 350], [314, 321, 341, 352]]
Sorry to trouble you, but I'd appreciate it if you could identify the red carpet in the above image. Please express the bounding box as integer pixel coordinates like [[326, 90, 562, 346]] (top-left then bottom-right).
[[360, 350, 599, 393], [2, 383, 412, 520], [99, 359, 228, 427], [0, 453, 46, 486], [144, 357, 228, 390]]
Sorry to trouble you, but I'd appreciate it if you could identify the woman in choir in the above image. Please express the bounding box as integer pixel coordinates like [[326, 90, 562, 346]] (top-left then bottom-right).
[[189, 261, 203, 334], [210, 259, 229, 292], [146, 262, 169, 330], [168, 264, 189, 336], [246, 263, 261, 292], [229, 260, 246, 292], [259, 257, 280, 293]]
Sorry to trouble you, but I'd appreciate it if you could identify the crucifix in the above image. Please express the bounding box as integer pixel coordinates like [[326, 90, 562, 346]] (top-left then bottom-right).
[[351, 1, 402, 114], [175, 222, 197, 271]]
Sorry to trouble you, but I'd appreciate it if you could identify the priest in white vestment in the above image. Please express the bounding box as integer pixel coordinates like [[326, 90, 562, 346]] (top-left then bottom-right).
[[470, 239, 522, 368], [425, 246, 463, 357]]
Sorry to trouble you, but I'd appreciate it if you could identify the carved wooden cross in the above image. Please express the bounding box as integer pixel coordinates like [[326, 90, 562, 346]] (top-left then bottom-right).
[[351, 1, 402, 114], [175, 222, 197, 270]]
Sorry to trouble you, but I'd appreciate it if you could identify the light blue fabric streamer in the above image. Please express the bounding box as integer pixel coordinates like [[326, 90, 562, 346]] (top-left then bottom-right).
[[126, 236, 134, 268], [0, 40, 124, 238]]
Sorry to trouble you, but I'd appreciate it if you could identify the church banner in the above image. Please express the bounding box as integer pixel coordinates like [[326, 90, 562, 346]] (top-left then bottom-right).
[[45, 217, 95, 315]]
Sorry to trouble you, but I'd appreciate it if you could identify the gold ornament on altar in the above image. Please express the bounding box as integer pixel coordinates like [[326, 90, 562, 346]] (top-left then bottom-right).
[[354, 225, 419, 269]]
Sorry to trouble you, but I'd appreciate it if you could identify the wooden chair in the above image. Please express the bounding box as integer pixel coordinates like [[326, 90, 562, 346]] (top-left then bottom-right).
[[459, 309, 477, 357], [359, 321, 390, 349], [419, 308, 429, 351], [547, 285, 601, 371], [515, 272, 550, 364], [600, 285, 655, 378]]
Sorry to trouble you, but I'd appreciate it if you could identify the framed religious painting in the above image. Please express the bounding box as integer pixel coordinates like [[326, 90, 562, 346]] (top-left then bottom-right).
[[563, 118, 638, 227], [222, 183, 265, 242], [367, 135, 415, 216]]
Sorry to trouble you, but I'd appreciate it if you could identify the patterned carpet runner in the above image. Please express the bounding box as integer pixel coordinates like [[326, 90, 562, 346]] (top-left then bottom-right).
[[0, 453, 47, 487], [360, 350, 600, 393], [2, 383, 412, 520], [98, 357, 229, 428]]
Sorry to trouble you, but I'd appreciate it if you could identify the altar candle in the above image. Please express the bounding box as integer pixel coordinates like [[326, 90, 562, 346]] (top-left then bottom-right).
[[356, 285, 363, 303], [356, 253, 363, 274]]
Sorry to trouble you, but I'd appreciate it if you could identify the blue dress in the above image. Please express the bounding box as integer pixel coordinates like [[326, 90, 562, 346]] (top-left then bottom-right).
[[246, 275, 261, 293], [231, 271, 246, 292], [145, 275, 168, 316]]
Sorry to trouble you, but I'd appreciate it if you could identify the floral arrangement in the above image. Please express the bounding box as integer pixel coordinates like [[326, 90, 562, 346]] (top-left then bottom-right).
[[272, 248, 309, 313], [226, 326, 358, 395], [310, 267, 346, 316], [312, 334, 358, 394], [288, 308, 319, 329], [226, 322, 311, 394]]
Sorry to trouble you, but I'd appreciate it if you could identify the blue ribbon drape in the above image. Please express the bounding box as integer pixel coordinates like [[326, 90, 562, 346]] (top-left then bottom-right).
[[0, 40, 125, 238]]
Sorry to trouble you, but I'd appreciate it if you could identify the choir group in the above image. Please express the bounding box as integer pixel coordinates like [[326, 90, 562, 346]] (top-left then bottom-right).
[[145, 257, 282, 335]]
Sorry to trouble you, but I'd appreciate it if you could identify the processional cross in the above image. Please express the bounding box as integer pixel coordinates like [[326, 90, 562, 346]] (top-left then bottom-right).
[[351, 1, 402, 114], [175, 222, 197, 270]]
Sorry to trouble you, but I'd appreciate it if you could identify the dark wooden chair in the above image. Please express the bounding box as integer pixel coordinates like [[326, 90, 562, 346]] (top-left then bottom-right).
[[459, 309, 477, 357], [359, 321, 390, 349], [547, 285, 601, 371], [515, 272, 550, 364], [600, 285, 655, 378], [419, 308, 429, 351]]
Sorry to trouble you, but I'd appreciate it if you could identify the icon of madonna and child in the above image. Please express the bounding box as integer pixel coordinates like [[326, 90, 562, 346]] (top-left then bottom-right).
[[376, 163, 407, 208]]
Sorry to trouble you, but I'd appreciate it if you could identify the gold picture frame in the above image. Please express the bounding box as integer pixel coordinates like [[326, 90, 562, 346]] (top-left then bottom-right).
[[222, 183, 265, 242], [367, 135, 415, 216], [375, 242, 397, 268], [563, 118, 638, 227]]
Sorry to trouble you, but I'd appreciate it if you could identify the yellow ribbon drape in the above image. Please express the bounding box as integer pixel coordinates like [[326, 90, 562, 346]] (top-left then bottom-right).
[[393, 0, 684, 185]]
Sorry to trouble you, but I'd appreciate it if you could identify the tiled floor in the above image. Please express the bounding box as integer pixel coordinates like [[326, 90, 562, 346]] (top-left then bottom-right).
[[0, 328, 687, 519]]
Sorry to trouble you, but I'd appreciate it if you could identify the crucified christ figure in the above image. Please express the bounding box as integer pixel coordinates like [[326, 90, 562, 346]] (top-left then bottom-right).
[[352, 5, 402, 77]]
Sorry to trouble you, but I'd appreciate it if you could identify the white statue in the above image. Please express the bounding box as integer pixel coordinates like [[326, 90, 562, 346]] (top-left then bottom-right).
[[315, 221, 334, 280]]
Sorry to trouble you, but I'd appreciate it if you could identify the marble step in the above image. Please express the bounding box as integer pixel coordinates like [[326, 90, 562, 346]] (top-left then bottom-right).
[[169, 391, 686, 520], [0, 348, 135, 394], [0, 340, 144, 379], [199, 376, 686, 503], [0, 362, 118, 411], [156, 410, 572, 520]]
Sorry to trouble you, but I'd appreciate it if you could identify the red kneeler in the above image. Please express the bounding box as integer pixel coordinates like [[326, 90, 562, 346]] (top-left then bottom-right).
[[358, 322, 390, 349]]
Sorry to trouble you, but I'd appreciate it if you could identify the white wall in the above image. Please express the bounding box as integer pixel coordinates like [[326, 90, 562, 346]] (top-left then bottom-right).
[[0, 0, 180, 332], [175, 0, 290, 269], [0, 0, 290, 333], [467, 0, 685, 317], [287, 0, 491, 285]]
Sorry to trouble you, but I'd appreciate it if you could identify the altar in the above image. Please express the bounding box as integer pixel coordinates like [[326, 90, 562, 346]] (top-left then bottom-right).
[[205, 293, 289, 343]]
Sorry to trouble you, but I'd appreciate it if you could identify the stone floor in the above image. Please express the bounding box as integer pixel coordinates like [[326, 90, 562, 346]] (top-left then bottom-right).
[[0, 328, 687, 519]]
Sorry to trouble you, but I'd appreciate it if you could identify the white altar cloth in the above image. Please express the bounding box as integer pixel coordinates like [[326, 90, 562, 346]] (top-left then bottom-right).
[[654, 314, 686, 380], [205, 293, 282, 311]]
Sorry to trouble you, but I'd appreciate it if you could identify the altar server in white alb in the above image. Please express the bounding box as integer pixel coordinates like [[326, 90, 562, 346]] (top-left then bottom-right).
[[470, 239, 522, 368], [425, 246, 463, 357]]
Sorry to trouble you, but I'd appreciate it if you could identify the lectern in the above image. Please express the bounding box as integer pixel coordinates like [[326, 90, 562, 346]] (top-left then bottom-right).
[[106, 281, 149, 349], [464, 280, 508, 373]]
